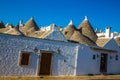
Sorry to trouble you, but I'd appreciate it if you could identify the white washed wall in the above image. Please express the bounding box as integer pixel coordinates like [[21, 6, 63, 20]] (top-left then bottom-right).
[[107, 53, 120, 74], [76, 46, 101, 75], [0, 34, 79, 76], [103, 38, 120, 74], [0, 34, 119, 76], [37, 39, 78, 76], [0, 34, 40, 76], [45, 30, 67, 42]]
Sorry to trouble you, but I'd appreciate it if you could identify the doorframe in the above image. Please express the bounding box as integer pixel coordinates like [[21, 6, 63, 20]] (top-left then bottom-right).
[[100, 53, 108, 74], [36, 50, 53, 76]]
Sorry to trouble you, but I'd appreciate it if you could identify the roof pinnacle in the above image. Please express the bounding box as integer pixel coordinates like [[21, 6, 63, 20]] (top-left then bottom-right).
[[30, 17, 34, 20], [68, 19, 73, 25], [84, 16, 88, 21]]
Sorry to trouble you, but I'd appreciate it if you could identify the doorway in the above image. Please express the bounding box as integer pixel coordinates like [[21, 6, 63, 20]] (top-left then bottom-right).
[[39, 53, 52, 75], [100, 53, 108, 73]]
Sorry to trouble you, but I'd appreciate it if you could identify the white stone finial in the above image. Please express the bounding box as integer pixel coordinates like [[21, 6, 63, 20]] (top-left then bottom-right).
[[20, 20, 22, 24], [68, 19, 73, 25], [84, 16, 88, 21], [30, 17, 34, 20], [5, 23, 9, 27], [95, 28, 98, 32]]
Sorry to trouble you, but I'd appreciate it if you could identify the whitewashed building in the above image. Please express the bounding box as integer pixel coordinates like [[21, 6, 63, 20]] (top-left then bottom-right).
[[0, 32, 120, 76], [0, 17, 120, 76], [96, 27, 120, 38]]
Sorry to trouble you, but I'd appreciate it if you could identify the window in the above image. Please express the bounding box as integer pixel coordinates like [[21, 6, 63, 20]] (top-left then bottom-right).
[[65, 31, 68, 35], [19, 51, 31, 66], [115, 55, 118, 60], [97, 55, 99, 58], [93, 55, 96, 60], [110, 56, 112, 59]]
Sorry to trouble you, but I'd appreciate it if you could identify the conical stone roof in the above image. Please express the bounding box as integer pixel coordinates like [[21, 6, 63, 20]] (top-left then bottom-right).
[[29, 30, 45, 38], [115, 37, 120, 46], [0, 23, 12, 33], [63, 20, 76, 40], [21, 17, 39, 36], [70, 30, 96, 46], [5, 25, 23, 35], [96, 38, 111, 47], [78, 16, 98, 42], [0, 27, 9, 33]]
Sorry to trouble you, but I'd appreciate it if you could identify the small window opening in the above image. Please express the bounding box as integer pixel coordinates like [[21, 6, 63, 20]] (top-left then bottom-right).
[[97, 55, 99, 58], [115, 55, 118, 60], [65, 31, 68, 35], [93, 55, 96, 60], [110, 56, 112, 59], [64, 60, 66, 62], [19, 51, 31, 66]]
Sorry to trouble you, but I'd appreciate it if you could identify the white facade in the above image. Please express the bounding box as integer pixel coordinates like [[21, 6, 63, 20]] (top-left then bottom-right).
[[76, 46, 101, 75], [96, 27, 120, 38], [44, 30, 67, 42], [0, 34, 78, 76], [40, 24, 62, 31], [103, 39, 120, 74], [0, 33, 120, 76]]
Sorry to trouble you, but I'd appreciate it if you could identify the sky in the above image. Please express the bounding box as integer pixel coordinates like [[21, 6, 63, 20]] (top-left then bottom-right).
[[0, 0, 120, 32]]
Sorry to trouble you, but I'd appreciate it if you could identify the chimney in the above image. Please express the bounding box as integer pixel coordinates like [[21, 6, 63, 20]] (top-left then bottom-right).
[[105, 27, 111, 38], [19, 20, 23, 30]]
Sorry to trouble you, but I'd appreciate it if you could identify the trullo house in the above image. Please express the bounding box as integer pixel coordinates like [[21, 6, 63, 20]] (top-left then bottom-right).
[[0, 16, 120, 76]]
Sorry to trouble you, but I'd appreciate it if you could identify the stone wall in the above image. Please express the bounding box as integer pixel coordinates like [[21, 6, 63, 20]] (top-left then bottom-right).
[[0, 33, 120, 76], [0, 34, 79, 76]]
